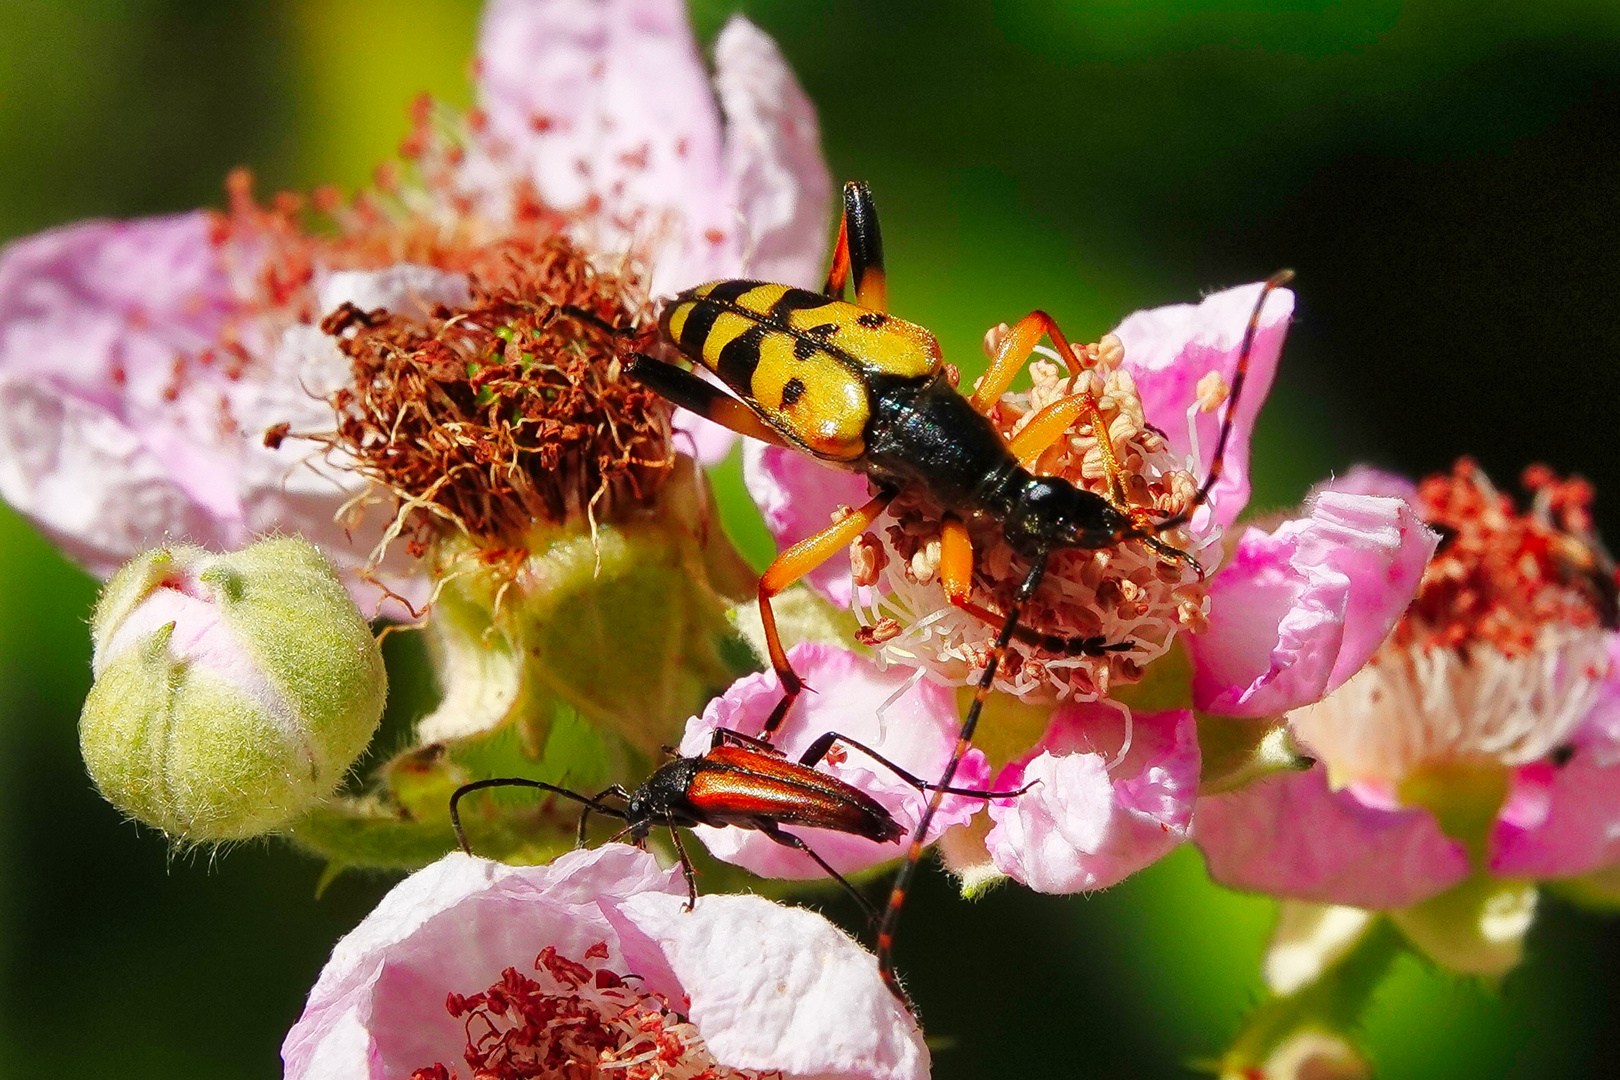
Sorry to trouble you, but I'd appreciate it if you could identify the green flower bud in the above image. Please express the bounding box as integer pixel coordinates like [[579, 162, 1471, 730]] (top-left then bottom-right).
[[79, 538, 386, 843]]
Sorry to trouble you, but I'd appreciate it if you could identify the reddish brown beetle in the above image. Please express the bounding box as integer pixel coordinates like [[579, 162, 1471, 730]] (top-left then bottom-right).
[[449, 727, 1030, 921]]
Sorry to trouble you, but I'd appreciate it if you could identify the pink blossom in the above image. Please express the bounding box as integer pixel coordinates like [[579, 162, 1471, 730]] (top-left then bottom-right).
[[731, 283, 1433, 894], [679, 642, 991, 879], [1188, 487, 1440, 717], [1196, 461, 1620, 909], [0, 0, 829, 608], [983, 703, 1200, 893], [283, 845, 927, 1080]]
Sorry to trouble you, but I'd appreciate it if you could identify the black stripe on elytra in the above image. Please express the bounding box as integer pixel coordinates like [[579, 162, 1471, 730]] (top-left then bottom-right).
[[704, 279, 762, 305], [717, 323, 768, 391], [677, 301, 720, 361], [793, 336, 820, 361], [769, 286, 839, 322]]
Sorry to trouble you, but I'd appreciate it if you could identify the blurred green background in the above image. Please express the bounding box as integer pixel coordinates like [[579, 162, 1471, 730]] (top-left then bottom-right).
[[4, 1, 1620, 1076]]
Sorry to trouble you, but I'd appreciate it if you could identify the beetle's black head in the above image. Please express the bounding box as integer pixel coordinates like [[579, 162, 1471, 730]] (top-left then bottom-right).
[[1008, 477, 1133, 553]]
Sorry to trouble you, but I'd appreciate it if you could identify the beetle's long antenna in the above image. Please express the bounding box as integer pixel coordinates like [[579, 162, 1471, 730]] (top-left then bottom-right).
[[876, 549, 1051, 1001], [1138, 269, 1294, 540], [449, 777, 630, 856]]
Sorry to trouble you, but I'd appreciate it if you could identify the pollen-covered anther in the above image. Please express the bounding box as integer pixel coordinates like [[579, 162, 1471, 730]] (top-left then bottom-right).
[[851, 532, 888, 588], [1290, 459, 1617, 787], [315, 236, 668, 546], [411, 944, 766, 1080], [1195, 370, 1230, 413], [854, 331, 1218, 704]]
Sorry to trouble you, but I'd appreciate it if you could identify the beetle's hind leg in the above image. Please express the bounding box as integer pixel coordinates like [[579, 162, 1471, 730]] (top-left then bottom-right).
[[823, 181, 887, 313], [757, 821, 880, 924], [758, 489, 896, 739], [622, 353, 789, 448], [796, 730, 1038, 800]]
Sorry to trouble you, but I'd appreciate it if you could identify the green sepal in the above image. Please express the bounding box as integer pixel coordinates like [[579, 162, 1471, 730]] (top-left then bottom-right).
[[1388, 873, 1537, 978], [1197, 715, 1313, 795], [1217, 914, 1400, 1078]]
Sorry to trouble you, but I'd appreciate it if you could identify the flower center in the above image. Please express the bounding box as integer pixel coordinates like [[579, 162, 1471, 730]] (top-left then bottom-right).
[[1290, 459, 1617, 789], [321, 237, 667, 544], [213, 99, 674, 549], [853, 334, 1216, 703], [412, 944, 766, 1080]]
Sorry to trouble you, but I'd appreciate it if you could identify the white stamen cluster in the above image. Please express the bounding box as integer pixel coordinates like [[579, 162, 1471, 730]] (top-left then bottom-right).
[[852, 333, 1221, 704], [1289, 625, 1612, 787]]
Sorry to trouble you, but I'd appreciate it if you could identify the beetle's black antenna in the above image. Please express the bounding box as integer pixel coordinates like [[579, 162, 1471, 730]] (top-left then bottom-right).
[[449, 777, 630, 856], [1135, 269, 1294, 541]]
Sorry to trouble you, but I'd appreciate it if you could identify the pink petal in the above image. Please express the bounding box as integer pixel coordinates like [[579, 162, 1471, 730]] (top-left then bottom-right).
[[983, 704, 1199, 893], [680, 642, 990, 878], [1194, 767, 1471, 908], [1112, 281, 1294, 533], [671, 403, 740, 466], [0, 214, 239, 574], [1490, 748, 1620, 879], [0, 220, 429, 614], [282, 847, 687, 1080], [1315, 464, 1420, 504], [713, 17, 833, 290], [475, 0, 729, 297], [617, 891, 928, 1080], [1190, 490, 1438, 717], [742, 442, 873, 606]]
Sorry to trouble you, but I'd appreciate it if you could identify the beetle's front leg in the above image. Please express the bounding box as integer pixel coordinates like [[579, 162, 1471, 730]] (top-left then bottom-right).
[[757, 489, 895, 740]]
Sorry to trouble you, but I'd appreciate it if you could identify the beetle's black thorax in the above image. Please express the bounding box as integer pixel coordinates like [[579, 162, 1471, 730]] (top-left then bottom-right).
[[861, 374, 1125, 556]]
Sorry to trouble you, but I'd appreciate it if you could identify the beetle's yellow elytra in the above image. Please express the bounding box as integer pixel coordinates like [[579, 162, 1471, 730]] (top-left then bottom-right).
[[661, 280, 943, 460]]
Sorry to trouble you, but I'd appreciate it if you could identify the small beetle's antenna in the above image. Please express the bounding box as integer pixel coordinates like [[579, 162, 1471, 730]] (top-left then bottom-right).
[[449, 777, 630, 856]]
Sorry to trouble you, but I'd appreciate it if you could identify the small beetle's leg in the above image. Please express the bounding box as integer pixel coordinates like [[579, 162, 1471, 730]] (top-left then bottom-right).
[[710, 726, 786, 756], [622, 353, 789, 447], [797, 731, 1038, 800], [968, 311, 1128, 508], [668, 827, 700, 911], [822, 181, 887, 313], [757, 821, 880, 924], [579, 784, 632, 847], [759, 489, 896, 739]]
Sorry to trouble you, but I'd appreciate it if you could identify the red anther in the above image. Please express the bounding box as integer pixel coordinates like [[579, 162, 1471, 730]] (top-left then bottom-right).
[[584, 941, 610, 960]]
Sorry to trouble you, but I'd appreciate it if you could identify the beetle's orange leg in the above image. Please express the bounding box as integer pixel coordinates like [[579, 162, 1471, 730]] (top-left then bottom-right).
[[969, 311, 1127, 508], [822, 181, 887, 313], [623, 353, 788, 447], [941, 515, 1135, 656], [1004, 392, 1094, 470], [759, 489, 895, 738]]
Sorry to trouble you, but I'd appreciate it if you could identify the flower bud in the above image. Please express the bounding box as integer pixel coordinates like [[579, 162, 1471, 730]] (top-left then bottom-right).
[[80, 537, 386, 842]]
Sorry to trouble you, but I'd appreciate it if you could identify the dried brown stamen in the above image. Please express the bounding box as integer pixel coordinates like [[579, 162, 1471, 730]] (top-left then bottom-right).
[[316, 236, 668, 544]]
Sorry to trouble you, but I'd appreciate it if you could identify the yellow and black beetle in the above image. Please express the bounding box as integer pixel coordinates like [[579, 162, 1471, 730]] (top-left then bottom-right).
[[624, 180, 1290, 993]]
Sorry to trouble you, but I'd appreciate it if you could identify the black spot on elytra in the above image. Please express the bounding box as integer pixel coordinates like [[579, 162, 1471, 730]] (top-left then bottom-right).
[[793, 336, 819, 360], [781, 377, 807, 408], [856, 311, 887, 329], [807, 322, 839, 337]]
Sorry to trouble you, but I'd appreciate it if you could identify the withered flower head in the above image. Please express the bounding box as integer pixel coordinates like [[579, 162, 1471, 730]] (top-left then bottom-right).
[[317, 237, 670, 549]]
